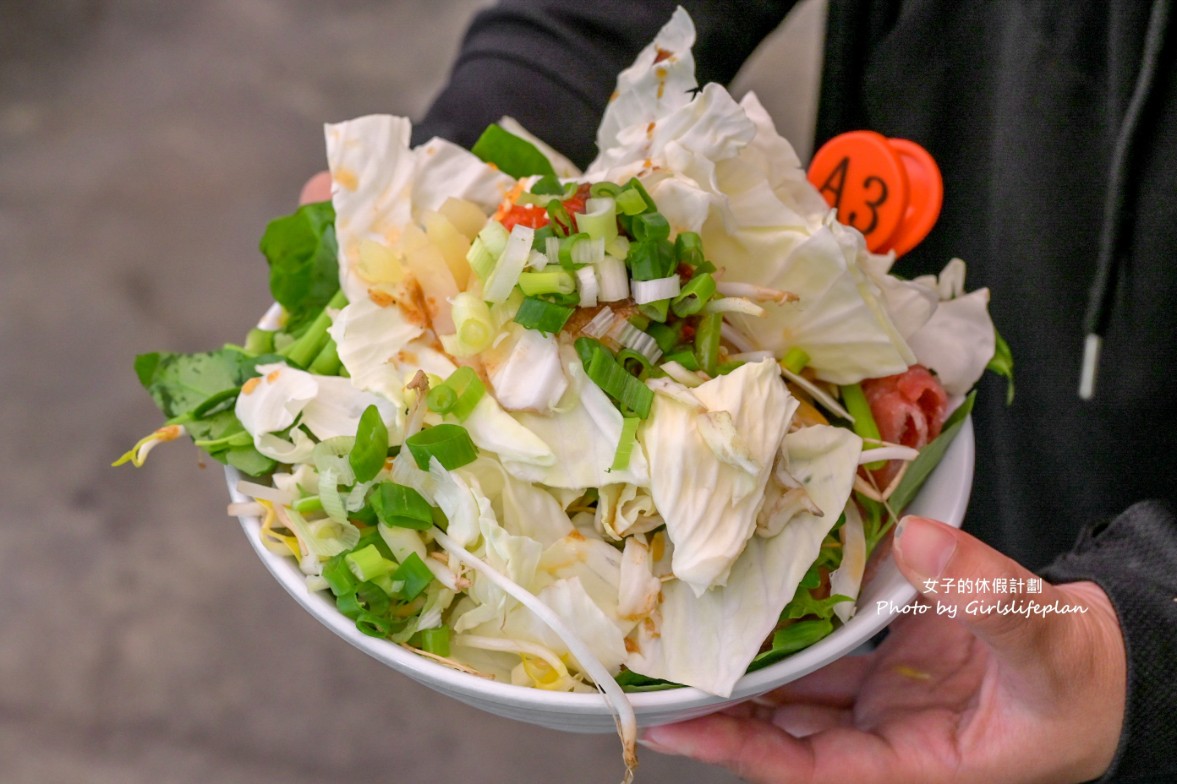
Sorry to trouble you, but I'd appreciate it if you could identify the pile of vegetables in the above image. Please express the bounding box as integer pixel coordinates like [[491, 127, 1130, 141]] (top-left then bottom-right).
[[118, 9, 1012, 781]]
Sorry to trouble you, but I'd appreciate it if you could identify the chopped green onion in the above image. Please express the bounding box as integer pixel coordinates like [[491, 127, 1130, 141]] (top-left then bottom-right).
[[322, 554, 358, 597], [694, 312, 723, 376], [412, 627, 451, 657], [547, 199, 574, 237], [574, 336, 602, 366], [556, 232, 590, 268], [514, 296, 575, 334], [372, 482, 435, 530], [627, 313, 651, 331], [671, 272, 716, 317], [426, 384, 457, 414], [469, 221, 509, 281], [349, 404, 389, 483], [631, 275, 681, 305], [517, 269, 576, 297], [577, 197, 619, 245], [645, 322, 681, 354], [637, 298, 670, 323], [355, 611, 396, 638], [583, 343, 654, 418], [615, 187, 647, 216], [781, 346, 811, 375], [445, 292, 496, 357], [840, 383, 885, 469], [576, 266, 599, 308], [430, 366, 486, 422], [393, 552, 434, 601], [610, 416, 641, 472], [581, 307, 616, 339], [625, 177, 656, 210], [589, 181, 622, 199], [526, 249, 549, 269], [605, 234, 630, 260], [674, 232, 705, 267], [716, 359, 745, 375], [346, 544, 397, 582], [531, 224, 556, 252], [617, 348, 654, 376], [595, 256, 630, 302], [664, 348, 701, 371], [627, 239, 676, 281], [484, 223, 534, 303], [631, 212, 670, 243], [405, 424, 478, 470], [293, 495, 324, 515], [571, 236, 605, 264], [614, 322, 662, 363]]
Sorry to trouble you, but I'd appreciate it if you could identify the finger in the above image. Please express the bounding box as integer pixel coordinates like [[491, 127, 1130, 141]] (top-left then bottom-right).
[[892, 516, 1070, 672], [643, 713, 899, 784], [753, 654, 872, 708], [767, 703, 854, 737], [723, 701, 853, 737], [299, 170, 332, 205]]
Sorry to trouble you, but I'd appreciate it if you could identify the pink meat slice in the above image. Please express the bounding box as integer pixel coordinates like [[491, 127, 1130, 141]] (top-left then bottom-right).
[[861, 365, 948, 486]]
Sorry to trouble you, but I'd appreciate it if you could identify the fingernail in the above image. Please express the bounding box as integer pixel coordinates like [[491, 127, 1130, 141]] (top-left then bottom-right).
[[895, 516, 956, 580], [638, 730, 686, 756]]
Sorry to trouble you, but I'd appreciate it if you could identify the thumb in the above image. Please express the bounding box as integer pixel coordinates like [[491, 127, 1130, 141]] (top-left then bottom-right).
[[892, 515, 1072, 671], [299, 170, 332, 205]]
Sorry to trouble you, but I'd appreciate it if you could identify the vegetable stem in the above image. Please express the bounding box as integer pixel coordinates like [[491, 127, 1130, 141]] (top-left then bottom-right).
[[279, 289, 347, 369]]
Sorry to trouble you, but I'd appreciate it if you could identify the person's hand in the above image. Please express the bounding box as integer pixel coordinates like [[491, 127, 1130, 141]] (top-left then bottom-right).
[[300, 170, 332, 204], [641, 516, 1126, 784]]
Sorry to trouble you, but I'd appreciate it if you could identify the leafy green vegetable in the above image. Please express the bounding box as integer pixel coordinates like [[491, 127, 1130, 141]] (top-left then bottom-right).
[[349, 404, 389, 483], [888, 391, 976, 515], [470, 123, 559, 181], [258, 200, 340, 333], [614, 669, 682, 693], [132, 347, 279, 475], [987, 327, 1015, 404], [135, 348, 272, 421]]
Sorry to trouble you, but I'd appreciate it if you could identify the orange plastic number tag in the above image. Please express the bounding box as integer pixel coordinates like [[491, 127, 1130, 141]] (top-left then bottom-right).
[[807, 131, 943, 257]]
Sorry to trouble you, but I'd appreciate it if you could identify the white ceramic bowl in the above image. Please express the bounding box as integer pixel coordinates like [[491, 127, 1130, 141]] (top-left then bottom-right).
[[227, 415, 972, 733]]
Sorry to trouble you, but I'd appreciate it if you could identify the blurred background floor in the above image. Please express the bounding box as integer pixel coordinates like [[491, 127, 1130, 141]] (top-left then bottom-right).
[[0, 1, 823, 781]]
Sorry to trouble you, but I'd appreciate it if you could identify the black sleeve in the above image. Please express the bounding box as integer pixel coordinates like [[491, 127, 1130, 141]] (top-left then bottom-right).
[[1039, 500, 1177, 783], [411, 0, 798, 169]]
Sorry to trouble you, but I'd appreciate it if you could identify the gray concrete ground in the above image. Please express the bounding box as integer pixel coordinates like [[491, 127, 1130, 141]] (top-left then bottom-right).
[[0, 2, 823, 781]]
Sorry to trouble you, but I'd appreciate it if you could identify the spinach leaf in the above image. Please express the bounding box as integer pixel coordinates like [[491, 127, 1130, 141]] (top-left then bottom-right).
[[258, 200, 339, 333], [133, 347, 278, 476], [470, 123, 559, 181]]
